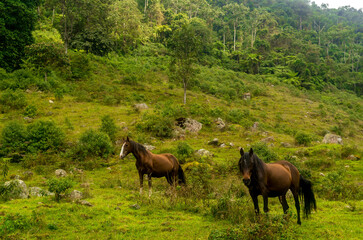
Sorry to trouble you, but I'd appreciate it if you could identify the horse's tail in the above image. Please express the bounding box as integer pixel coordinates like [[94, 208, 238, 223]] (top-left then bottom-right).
[[178, 165, 186, 185], [299, 175, 316, 218]]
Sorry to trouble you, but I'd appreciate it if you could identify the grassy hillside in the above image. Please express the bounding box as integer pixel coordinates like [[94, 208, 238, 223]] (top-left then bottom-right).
[[0, 55, 362, 239]]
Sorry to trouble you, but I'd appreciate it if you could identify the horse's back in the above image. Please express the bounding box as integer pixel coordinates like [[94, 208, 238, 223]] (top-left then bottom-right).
[[266, 163, 292, 192], [150, 153, 177, 174]]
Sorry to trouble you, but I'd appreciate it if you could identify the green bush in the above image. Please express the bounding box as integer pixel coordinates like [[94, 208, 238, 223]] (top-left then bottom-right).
[[100, 115, 118, 142], [47, 177, 73, 202], [0, 213, 32, 235], [73, 129, 113, 160], [226, 109, 249, 124], [295, 131, 313, 146], [0, 90, 27, 112], [137, 113, 174, 138], [23, 105, 37, 118], [183, 162, 213, 198], [70, 51, 91, 80], [175, 142, 194, 164], [27, 120, 65, 152], [1, 121, 28, 155], [250, 142, 278, 162]]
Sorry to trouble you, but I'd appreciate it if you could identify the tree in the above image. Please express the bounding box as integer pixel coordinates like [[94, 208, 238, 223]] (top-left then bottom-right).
[[108, 0, 144, 53], [0, 0, 37, 71], [170, 18, 212, 104], [223, 3, 248, 51]]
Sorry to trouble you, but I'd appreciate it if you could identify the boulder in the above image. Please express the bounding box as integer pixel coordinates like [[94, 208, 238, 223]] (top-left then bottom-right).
[[184, 118, 202, 133], [144, 144, 156, 151], [195, 149, 214, 158], [134, 103, 148, 110], [347, 155, 358, 161], [55, 169, 67, 177], [4, 179, 29, 199], [243, 93, 251, 100], [322, 133, 343, 145], [280, 142, 292, 148], [215, 118, 226, 130], [29, 187, 53, 197], [251, 122, 259, 132], [70, 190, 83, 201], [261, 136, 275, 143], [208, 138, 219, 146], [176, 118, 202, 133]]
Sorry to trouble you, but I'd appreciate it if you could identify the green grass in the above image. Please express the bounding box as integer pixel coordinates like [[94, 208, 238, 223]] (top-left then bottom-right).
[[0, 57, 362, 239]]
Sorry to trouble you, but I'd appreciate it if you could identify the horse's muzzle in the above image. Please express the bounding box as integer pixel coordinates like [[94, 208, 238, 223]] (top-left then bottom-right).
[[243, 179, 251, 186]]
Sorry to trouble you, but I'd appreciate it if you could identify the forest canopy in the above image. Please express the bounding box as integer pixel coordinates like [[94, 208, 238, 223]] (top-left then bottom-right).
[[0, 0, 362, 95]]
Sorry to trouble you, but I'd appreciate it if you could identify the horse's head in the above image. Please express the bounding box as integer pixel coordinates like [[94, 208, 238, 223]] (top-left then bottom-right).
[[239, 148, 255, 186], [120, 136, 133, 159]]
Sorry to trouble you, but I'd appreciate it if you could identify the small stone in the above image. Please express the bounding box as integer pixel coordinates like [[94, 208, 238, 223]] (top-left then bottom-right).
[[55, 169, 67, 177], [208, 138, 219, 146], [78, 200, 93, 207], [129, 204, 140, 210]]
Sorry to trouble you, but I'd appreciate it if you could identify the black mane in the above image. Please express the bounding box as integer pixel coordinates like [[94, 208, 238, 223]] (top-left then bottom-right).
[[130, 140, 148, 155]]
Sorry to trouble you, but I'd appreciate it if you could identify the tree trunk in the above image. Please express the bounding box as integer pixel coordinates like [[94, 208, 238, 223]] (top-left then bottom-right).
[[233, 21, 236, 51], [144, 0, 148, 13], [223, 32, 225, 52], [183, 80, 187, 105], [52, 8, 55, 25]]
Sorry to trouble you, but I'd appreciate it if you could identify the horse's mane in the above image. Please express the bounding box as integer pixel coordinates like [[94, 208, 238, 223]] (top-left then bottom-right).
[[251, 153, 266, 177], [130, 140, 148, 155]]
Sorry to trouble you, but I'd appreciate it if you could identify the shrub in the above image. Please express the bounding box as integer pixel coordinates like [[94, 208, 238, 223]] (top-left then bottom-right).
[[100, 115, 118, 142], [319, 170, 362, 200], [74, 129, 113, 160], [294, 131, 313, 146], [0, 90, 27, 112], [183, 162, 213, 198], [137, 113, 174, 138], [47, 177, 73, 202], [70, 51, 91, 80], [226, 109, 249, 124], [27, 120, 65, 153], [250, 142, 278, 162], [0, 213, 32, 235], [175, 142, 194, 164], [23, 105, 37, 118], [1, 121, 28, 155]]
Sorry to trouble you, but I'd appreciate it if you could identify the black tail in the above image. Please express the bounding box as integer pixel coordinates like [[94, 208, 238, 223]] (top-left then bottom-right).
[[178, 165, 186, 184], [300, 175, 316, 218]]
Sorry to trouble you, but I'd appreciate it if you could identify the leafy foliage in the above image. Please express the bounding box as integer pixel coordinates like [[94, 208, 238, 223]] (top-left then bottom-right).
[[73, 129, 113, 160], [47, 177, 73, 202]]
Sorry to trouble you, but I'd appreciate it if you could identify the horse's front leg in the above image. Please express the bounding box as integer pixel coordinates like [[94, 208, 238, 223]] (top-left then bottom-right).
[[148, 174, 152, 197], [139, 172, 144, 195], [250, 192, 260, 215]]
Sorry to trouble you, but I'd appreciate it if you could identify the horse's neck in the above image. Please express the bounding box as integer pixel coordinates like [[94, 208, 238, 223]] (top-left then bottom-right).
[[252, 156, 267, 179], [131, 143, 150, 164]]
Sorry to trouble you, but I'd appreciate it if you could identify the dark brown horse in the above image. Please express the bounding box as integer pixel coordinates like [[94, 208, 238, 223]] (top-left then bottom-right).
[[120, 137, 185, 196], [238, 148, 316, 224]]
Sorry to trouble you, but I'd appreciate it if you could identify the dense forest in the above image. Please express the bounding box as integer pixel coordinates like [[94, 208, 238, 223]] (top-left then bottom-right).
[[1, 0, 362, 95]]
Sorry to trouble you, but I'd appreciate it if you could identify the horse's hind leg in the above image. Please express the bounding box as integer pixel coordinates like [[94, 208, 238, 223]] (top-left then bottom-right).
[[139, 172, 144, 195], [148, 174, 152, 197], [292, 189, 301, 225], [279, 195, 289, 214]]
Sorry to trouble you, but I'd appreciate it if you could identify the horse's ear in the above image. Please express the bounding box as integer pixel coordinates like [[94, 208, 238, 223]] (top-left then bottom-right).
[[126, 136, 129, 142], [239, 148, 244, 156], [249, 148, 254, 157]]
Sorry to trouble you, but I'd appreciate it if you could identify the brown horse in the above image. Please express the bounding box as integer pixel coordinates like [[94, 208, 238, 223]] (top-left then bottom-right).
[[120, 137, 185, 196], [238, 148, 316, 224]]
